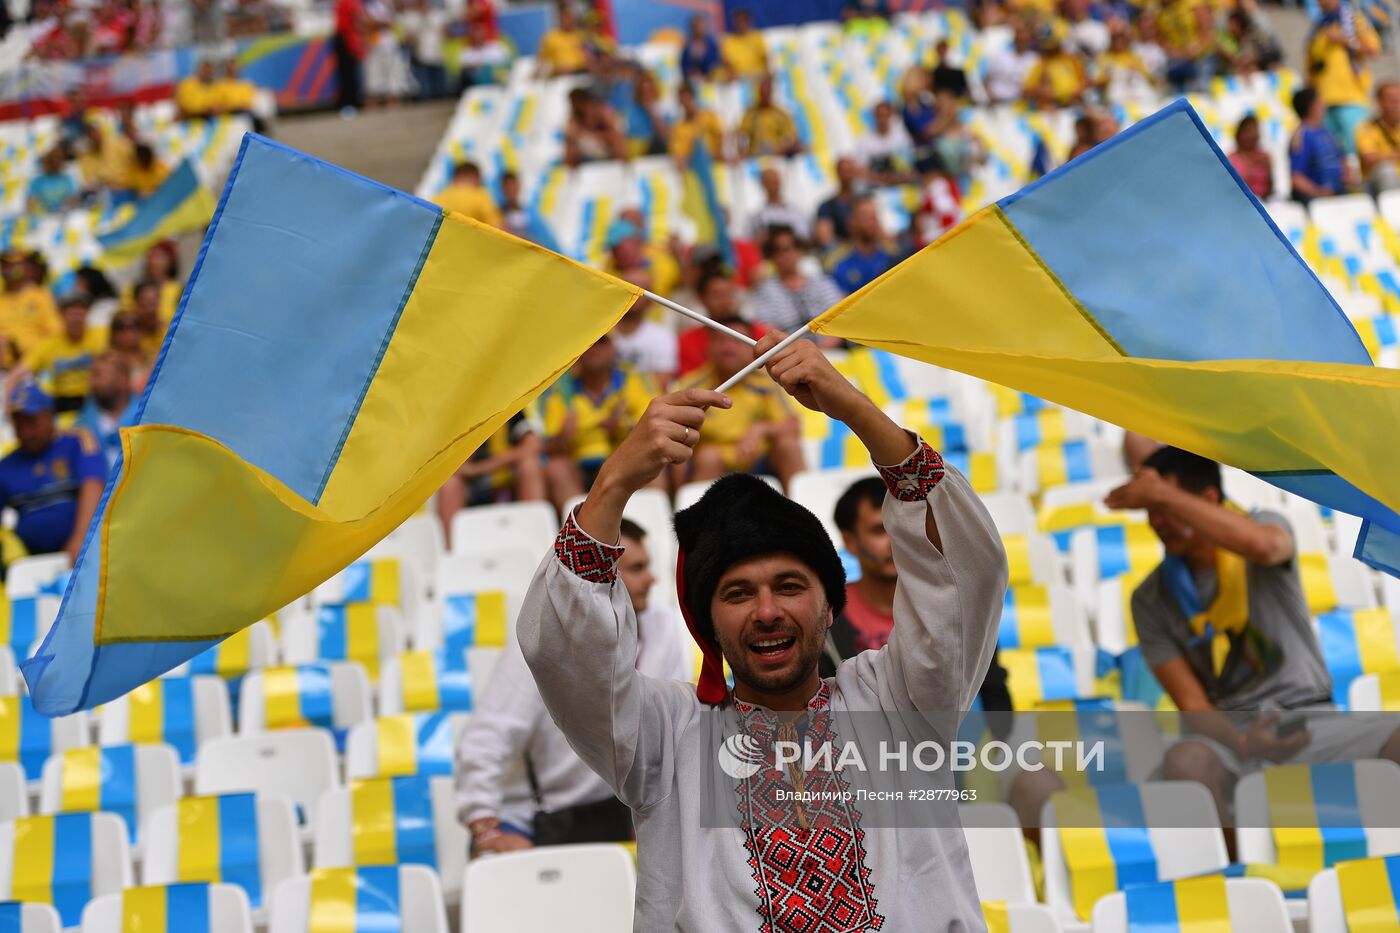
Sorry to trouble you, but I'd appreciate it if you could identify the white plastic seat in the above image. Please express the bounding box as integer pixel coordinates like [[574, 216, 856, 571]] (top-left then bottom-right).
[[312, 561, 421, 632], [1090, 877, 1290, 933], [1348, 671, 1400, 711], [0, 699, 89, 789], [788, 467, 882, 545], [39, 743, 181, 850], [425, 549, 539, 653], [269, 864, 448, 933], [96, 675, 232, 769], [0, 763, 27, 823], [172, 620, 280, 678], [0, 903, 60, 933], [344, 713, 469, 780], [1235, 760, 1400, 866], [5, 555, 70, 598], [980, 491, 1038, 538], [461, 844, 636, 932], [1016, 440, 1129, 497], [237, 663, 373, 735], [80, 883, 252, 933], [0, 646, 16, 695], [563, 488, 676, 607], [377, 652, 480, 716], [1069, 524, 1158, 623], [1002, 582, 1094, 650], [674, 475, 782, 513], [0, 812, 132, 927], [312, 775, 467, 900], [450, 501, 559, 558], [280, 606, 404, 681], [368, 514, 445, 598], [194, 731, 339, 827], [961, 803, 1036, 906]]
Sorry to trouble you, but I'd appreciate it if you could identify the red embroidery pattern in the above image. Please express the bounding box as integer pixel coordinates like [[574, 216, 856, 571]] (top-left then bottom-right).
[[734, 685, 884, 932], [876, 439, 945, 503], [553, 510, 624, 585]]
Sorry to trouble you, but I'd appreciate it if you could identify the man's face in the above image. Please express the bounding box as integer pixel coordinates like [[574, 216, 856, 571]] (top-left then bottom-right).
[[502, 175, 520, 203], [700, 277, 739, 317], [89, 357, 128, 407], [134, 286, 159, 319], [841, 497, 895, 582], [708, 326, 752, 377], [851, 201, 882, 240], [60, 303, 86, 338], [1381, 86, 1400, 124], [770, 233, 802, 275], [619, 534, 655, 614], [760, 167, 781, 200], [1146, 474, 1217, 555], [836, 158, 859, 188], [578, 337, 615, 375], [13, 410, 55, 456], [710, 554, 830, 697], [874, 103, 892, 131]]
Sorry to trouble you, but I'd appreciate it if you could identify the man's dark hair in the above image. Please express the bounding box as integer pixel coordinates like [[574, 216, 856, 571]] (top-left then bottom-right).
[[696, 270, 730, 299], [134, 277, 161, 299], [619, 518, 646, 543], [1292, 87, 1318, 120], [762, 224, 804, 258], [834, 476, 888, 533], [454, 160, 482, 180], [501, 170, 518, 184], [1143, 446, 1222, 496]]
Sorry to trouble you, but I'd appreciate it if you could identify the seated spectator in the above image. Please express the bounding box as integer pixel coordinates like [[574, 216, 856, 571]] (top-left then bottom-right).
[[458, 16, 511, 88], [457, 518, 687, 851], [609, 292, 678, 384], [130, 279, 171, 358], [9, 294, 106, 414], [131, 242, 182, 324], [814, 157, 863, 249], [827, 198, 897, 295], [432, 160, 503, 226], [899, 67, 941, 154], [1064, 0, 1110, 58], [618, 66, 669, 158], [1097, 24, 1157, 105], [750, 226, 845, 337], [537, 2, 589, 77], [1307, 0, 1380, 155], [1290, 87, 1348, 203], [74, 351, 138, 471], [564, 88, 627, 166], [678, 272, 766, 376], [855, 100, 915, 184], [438, 411, 546, 546], [930, 38, 970, 100], [1228, 114, 1274, 200], [0, 251, 60, 366], [540, 336, 655, 509], [127, 143, 170, 198], [75, 122, 135, 197], [671, 315, 803, 489], [400, 0, 449, 100], [497, 171, 530, 240], [680, 14, 721, 81], [912, 153, 964, 248], [749, 166, 809, 243], [739, 74, 803, 157], [1357, 81, 1400, 193], [669, 83, 726, 165], [928, 87, 982, 187], [1160, 0, 1216, 91], [1024, 23, 1088, 108], [605, 212, 681, 297], [0, 383, 105, 563], [364, 1, 414, 107], [176, 59, 221, 119], [214, 60, 266, 132], [71, 266, 119, 322], [985, 21, 1040, 104], [27, 148, 77, 215], [1220, 0, 1282, 74], [1068, 113, 1097, 161], [107, 312, 152, 392], [1134, 9, 1169, 83], [721, 8, 768, 79]]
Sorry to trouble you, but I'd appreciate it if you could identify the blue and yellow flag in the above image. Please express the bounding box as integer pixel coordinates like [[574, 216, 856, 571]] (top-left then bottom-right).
[[10, 812, 93, 926], [97, 161, 216, 269], [1123, 874, 1232, 932], [308, 865, 401, 933], [126, 676, 198, 763], [119, 882, 212, 933], [811, 99, 1400, 581], [1266, 762, 1369, 871], [0, 694, 54, 781], [1337, 853, 1400, 932], [397, 652, 472, 714], [372, 713, 456, 778], [441, 591, 507, 665], [57, 745, 139, 843], [1055, 783, 1158, 920], [1318, 608, 1400, 706], [23, 135, 639, 716], [349, 775, 437, 869], [175, 793, 261, 907], [680, 140, 735, 269]]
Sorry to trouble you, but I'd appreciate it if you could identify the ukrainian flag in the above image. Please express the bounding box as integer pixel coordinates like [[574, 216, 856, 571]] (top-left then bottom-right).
[[96, 161, 216, 269], [810, 100, 1400, 580], [23, 135, 639, 716]]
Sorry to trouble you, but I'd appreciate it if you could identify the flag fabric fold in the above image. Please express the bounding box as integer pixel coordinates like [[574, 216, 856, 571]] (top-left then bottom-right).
[[96, 161, 216, 268], [23, 133, 639, 716], [811, 99, 1400, 579]]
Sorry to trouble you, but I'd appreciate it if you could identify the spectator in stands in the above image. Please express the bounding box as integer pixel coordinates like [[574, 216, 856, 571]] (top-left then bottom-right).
[[334, 0, 368, 114], [71, 266, 118, 322], [458, 518, 687, 852], [1134, 9, 1170, 84], [912, 153, 964, 249], [1104, 447, 1400, 820], [828, 198, 896, 296], [74, 352, 137, 471], [438, 411, 546, 545], [669, 83, 726, 165], [722, 8, 768, 79], [1064, 0, 1110, 58], [130, 279, 170, 358], [749, 166, 809, 243], [134, 242, 182, 324], [605, 211, 681, 297], [1220, 0, 1282, 74], [1097, 24, 1158, 105], [750, 227, 845, 338], [176, 58, 220, 119], [400, 0, 448, 100], [609, 293, 678, 384], [930, 39, 970, 100], [739, 74, 803, 157], [0, 251, 60, 366], [432, 160, 503, 227], [458, 15, 511, 88], [364, 1, 412, 106], [985, 21, 1040, 104], [127, 142, 169, 198], [1290, 86, 1349, 203], [1357, 81, 1400, 193], [618, 67, 669, 158], [814, 157, 863, 249], [214, 60, 265, 133], [678, 272, 761, 376], [1024, 22, 1088, 109], [680, 14, 721, 81], [538, 2, 589, 77], [107, 312, 153, 392], [0, 383, 105, 563], [564, 88, 627, 166], [1228, 114, 1274, 199], [1306, 0, 1380, 154], [27, 148, 78, 216], [1068, 113, 1097, 161], [540, 336, 655, 509], [855, 100, 914, 184], [8, 294, 106, 414], [496, 171, 530, 240], [189, 0, 225, 47], [900, 66, 941, 155], [671, 316, 803, 489], [76, 121, 135, 198], [1160, 0, 1216, 91], [843, 0, 892, 34]]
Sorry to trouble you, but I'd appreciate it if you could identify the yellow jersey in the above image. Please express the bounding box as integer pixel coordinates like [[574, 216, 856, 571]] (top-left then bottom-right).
[[128, 160, 170, 198], [538, 28, 588, 74], [674, 364, 792, 470], [722, 32, 768, 78], [24, 327, 108, 400], [542, 367, 655, 464], [670, 111, 726, 162], [1357, 117, 1400, 165], [214, 78, 258, 112], [0, 286, 60, 360], [1308, 18, 1379, 107], [76, 132, 134, 190], [175, 77, 217, 116], [432, 184, 504, 228], [1025, 53, 1088, 106], [740, 104, 800, 156]]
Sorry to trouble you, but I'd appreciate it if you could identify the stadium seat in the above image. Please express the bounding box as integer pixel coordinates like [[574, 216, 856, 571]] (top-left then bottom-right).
[[1235, 760, 1400, 866], [0, 646, 16, 696], [1040, 781, 1228, 927], [268, 865, 448, 933], [311, 774, 467, 900], [237, 663, 373, 736], [999, 581, 1094, 650], [0, 903, 61, 933], [1069, 523, 1159, 623], [39, 743, 181, 850], [961, 803, 1037, 906], [1348, 671, 1400, 711], [450, 500, 559, 558], [175, 620, 280, 678], [1307, 855, 1400, 933], [5, 555, 70, 599], [1220, 467, 1286, 511], [281, 606, 404, 683], [461, 844, 636, 933], [194, 731, 339, 827], [0, 699, 90, 788], [143, 793, 302, 917], [981, 491, 1038, 538], [982, 903, 1063, 932], [427, 550, 538, 654], [312, 560, 422, 634], [96, 675, 232, 769], [377, 652, 475, 716], [1001, 646, 1101, 708], [80, 883, 253, 933], [674, 475, 782, 513], [370, 514, 446, 599], [1015, 439, 1128, 497], [788, 466, 881, 546], [563, 488, 677, 606], [0, 763, 27, 823], [1090, 877, 1289, 933], [344, 713, 468, 780], [0, 812, 132, 928]]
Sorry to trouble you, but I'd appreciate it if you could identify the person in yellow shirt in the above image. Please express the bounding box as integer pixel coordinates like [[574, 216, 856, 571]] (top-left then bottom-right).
[[126, 143, 170, 198], [175, 59, 219, 119], [1024, 24, 1089, 108], [669, 83, 727, 165], [1357, 80, 1400, 191], [672, 316, 803, 490], [215, 60, 259, 112], [541, 336, 656, 510], [537, 3, 588, 77], [432, 160, 503, 227], [0, 252, 60, 366], [739, 74, 803, 157], [10, 294, 107, 413], [721, 8, 768, 79], [75, 122, 135, 194], [1307, 0, 1381, 153], [130, 279, 171, 358]]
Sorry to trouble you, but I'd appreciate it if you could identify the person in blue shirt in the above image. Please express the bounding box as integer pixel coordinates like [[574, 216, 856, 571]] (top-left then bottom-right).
[[680, 15, 721, 81], [1290, 87, 1349, 203], [827, 198, 898, 295], [27, 148, 77, 216], [0, 383, 106, 564], [73, 352, 138, 473]]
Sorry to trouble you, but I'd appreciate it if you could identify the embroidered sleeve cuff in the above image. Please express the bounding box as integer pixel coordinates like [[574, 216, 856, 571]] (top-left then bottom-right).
[[874, 433, 946, 502], [554, 508, 626, 584]]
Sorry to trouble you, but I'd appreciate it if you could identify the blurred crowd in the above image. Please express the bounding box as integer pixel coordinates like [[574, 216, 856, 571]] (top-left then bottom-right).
[[12, 0, 295, 60]]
